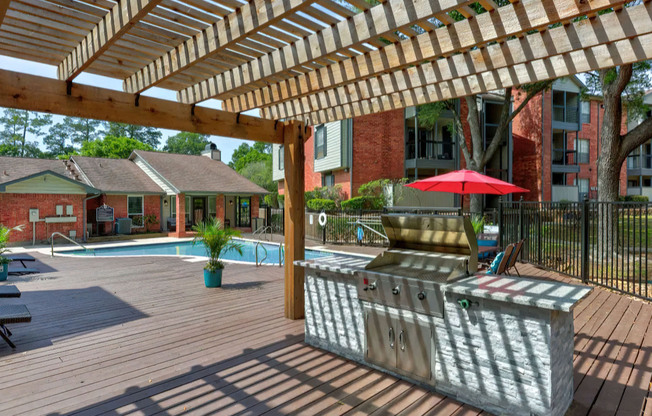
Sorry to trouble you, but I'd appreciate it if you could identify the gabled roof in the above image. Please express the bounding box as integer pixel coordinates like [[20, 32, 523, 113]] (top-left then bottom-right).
[[0, 156, 69, 185], [131, 150, 269, 195], [70, 156, 164, 194]]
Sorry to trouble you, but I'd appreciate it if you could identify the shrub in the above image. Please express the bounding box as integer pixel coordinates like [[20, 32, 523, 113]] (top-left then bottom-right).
[[307, 198, 336, 211], [264, 193, 279, 208], [619, 195, 649, 202], [358, 178, 409, 206], [341, 196, 383, 211], [278, 194, 284, 207]]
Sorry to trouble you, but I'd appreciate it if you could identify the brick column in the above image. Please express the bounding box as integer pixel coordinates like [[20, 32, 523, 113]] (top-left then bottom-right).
[[216, 194, 225, 224], [175, 193, 186, 238]]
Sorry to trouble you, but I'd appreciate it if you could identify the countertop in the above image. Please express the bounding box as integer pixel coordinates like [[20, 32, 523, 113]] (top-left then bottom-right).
[[296, 255, 593, 312]]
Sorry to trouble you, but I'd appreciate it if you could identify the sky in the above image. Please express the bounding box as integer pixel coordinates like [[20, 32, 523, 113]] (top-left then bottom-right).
[[0, 56, 260, 164]]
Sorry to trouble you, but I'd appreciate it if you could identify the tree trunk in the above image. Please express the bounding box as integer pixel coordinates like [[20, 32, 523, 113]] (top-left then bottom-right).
[[470, 194, 483, 215]]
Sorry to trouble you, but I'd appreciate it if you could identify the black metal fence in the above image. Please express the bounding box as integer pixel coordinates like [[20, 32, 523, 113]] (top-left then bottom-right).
[[500, 200, 651, 301]]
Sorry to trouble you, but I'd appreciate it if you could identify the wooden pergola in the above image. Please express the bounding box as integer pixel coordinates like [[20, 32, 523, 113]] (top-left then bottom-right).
[[0, 0, 650, 319]]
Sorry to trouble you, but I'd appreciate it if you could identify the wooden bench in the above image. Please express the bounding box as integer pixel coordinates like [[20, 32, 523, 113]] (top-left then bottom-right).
[[0, 304, 32, 349]]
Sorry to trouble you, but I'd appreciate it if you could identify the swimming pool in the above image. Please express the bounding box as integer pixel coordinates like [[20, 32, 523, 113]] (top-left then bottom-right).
[[69, 239, 333, 265]]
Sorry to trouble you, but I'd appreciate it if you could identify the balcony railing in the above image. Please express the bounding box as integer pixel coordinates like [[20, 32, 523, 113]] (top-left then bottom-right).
[[552, 149, 577, 165], [405, 140, 455, 161], [552, 106, 579, 124], [627, 154, 652, 169]]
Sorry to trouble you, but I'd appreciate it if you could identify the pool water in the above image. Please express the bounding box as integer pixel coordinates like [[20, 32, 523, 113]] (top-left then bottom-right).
[[70, 239, 332, 265]]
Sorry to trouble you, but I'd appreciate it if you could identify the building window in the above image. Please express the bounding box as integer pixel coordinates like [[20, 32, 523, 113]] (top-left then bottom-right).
[[578, 178, 589, 197], [574, 138, 590, 164], [208, 197, 216, 219], [580, 101, 591, 124], [127, 195, 144, 227], [279, 145, 284, 170], [170, 196, 176, 217], [322, 173, 335, 187], [185, 195, 192, 225], [315, 125, 327, 160]]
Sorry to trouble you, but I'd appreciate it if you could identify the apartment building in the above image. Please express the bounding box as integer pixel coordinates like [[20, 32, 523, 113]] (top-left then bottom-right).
[[272, 76, 629, 209], [625, 91, 652, 199]]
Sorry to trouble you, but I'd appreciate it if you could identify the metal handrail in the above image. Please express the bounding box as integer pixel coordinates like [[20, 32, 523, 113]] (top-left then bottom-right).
[[347, 219, 389, 241], [255, 241, 268, 266], [279, 243, 284, 267], [252, 225, 273, 241], [50, 232, 92, 257]]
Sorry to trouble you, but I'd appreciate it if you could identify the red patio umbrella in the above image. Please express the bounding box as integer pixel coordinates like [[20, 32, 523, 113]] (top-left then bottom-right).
[[405, 169, 529, 211]]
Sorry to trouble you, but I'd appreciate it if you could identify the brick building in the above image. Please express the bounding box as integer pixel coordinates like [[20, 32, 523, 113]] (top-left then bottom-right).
[[0, 145, 267, 244], [273, 76, 630, 209]]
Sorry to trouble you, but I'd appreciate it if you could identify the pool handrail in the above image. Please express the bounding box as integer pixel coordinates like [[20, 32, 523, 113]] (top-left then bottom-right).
[[252, 225, 273, 241], [255, 241, 268, 266], [50, 232, 93, 257]]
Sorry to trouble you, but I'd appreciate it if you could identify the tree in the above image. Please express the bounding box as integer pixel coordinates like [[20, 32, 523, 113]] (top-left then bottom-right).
[[104, 122, 162, 147], [80, 135, 154, 159], [229, 142, 271, 171], [584, 63, 652, 202], [163, 132, 210, 155], [0, 109, 52, 157], [44, 122, 75, 156], [0, 143, 46, 158], [439, 81, 553, 213], [238, 159, 275, 192], [64, 117, 103, 144]]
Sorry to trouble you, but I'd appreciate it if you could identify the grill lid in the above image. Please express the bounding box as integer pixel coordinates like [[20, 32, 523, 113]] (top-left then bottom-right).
[[365, 214, 478, 281]]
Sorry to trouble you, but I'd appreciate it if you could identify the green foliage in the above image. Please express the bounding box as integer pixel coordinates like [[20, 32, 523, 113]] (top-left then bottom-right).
[[80, 135, 154, 159], [470, 215, 485, 236], [229, 142, 271, 171], [104, 122, 162, 147], [143, 214, 159, 230], [0, 109, 51, 157], [341, 196, 383, 211], [278, 194, 284, 206], [264, 193, 279, 208], [0, 224, 23, 264], [163, 132, 210, 155], [192, 217, 243, 272], [415, 102, 449, 130], [306, 198, 337, 211], [238, 159, 275, 192], [0, 143, 47, 158], [305, 185, 346, 205], [618, 195, 649, 202], [358, 178, 408, 206]]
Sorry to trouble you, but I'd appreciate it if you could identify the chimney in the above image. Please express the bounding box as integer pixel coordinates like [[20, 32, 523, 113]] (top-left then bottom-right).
[[201, 142, 221, 161]]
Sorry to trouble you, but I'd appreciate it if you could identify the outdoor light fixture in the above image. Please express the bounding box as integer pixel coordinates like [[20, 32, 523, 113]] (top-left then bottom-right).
[[163, 200, 168, 207]]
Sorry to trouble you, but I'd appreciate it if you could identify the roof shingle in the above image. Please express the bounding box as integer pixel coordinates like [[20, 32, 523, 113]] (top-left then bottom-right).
[[71, 156, 164, 194], [132, 150, 268, 194], [0, 157, 70, 185]]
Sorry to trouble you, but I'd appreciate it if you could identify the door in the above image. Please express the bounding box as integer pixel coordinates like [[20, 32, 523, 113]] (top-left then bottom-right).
[[396, 315, 432, 380], [365, 307, 397, 369], [237, 196, 251, 227], [192, 197, 206, 226]]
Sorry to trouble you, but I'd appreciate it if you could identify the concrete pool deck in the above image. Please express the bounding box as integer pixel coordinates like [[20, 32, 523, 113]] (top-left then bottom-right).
[[0, 251, 650, 415]]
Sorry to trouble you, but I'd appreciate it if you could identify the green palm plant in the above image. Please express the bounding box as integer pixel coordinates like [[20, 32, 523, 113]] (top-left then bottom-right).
[[192, 218, 243, 272], [0, 224, 23, 265]]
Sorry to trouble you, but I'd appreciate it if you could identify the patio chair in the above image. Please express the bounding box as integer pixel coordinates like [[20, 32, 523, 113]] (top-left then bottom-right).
[[0, 304, 32, 349], [505, 239, 525, 277], [495, 243, 515, 275]]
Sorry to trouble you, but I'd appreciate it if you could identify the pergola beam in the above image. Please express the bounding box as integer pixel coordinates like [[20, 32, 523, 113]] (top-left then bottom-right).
[[0, 0, 10, 26], [298, 34, 652, 125], [0, 69, 284, 143], [263, 3, 652, 119], [225, 0, 631, 113], [177, 0, 477, 104], [123, 0, 318, 95], [57, 0, 163, 82]]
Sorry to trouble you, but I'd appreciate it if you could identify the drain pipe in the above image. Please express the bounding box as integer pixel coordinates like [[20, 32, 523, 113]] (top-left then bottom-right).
[[83, 193, 102, 243]]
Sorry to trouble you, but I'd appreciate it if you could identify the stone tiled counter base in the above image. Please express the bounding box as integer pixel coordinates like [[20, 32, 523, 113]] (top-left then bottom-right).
[[298, 257, 592, 416]]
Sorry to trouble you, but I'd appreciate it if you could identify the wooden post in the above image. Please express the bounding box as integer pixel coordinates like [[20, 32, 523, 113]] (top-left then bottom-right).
[[175, 193, 186, 238], [283, 121, 305, 320]]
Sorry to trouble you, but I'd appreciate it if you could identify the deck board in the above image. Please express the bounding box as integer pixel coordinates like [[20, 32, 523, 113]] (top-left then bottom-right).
[[0, 255, 650, 415]]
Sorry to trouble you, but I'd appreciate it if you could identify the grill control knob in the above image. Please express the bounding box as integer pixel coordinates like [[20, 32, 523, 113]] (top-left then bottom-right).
[[417, 292, 426, 300], [368, 282, 377, 290], [392, 286, 400, 295]]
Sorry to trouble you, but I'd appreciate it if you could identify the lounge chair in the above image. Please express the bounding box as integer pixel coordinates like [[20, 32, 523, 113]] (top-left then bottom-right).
[[0, 304, 32, 349], [6, 254, 35, 268], [505, 239, 525, 277], [0, 285, 21, 298], [495, 243, 515, 275]]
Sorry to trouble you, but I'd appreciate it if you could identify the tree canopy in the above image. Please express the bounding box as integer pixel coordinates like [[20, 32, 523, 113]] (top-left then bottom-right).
[[79, 135, 154, 159], [163, 132, 210, 155], [229, 142, 271, 171], [104, 122, 162, 147]]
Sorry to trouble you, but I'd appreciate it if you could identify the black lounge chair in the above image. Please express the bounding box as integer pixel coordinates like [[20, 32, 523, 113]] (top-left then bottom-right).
[[0, 285, 21, 298], [6, 254, 35, 268], [8, 267, 39, 275], [0, 304, 32, 349]]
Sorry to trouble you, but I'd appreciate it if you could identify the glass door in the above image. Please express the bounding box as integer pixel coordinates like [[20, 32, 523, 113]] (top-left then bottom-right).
[[236, 197, 251, 227], [192, 197, 206, 226]]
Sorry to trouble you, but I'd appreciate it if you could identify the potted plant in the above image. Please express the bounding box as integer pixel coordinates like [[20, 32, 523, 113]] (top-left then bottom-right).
[[192, 218, 243, 288], [471, 215, 498, 261], [0, 224, 22, 282]]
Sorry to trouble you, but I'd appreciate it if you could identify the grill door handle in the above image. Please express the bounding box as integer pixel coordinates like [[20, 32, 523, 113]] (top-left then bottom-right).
[[389, 327, 395, 349], [399, 330, 405, 351]]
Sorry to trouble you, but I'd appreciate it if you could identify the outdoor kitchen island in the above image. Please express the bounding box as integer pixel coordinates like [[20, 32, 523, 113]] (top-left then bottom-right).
[[296, 215, 593, 416]]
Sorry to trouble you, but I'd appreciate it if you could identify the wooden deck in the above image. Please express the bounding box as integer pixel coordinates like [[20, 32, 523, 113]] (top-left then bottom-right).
[[0, 254, 650, 415]]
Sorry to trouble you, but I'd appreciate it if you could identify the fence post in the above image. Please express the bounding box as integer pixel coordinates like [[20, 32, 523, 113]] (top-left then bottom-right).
[[498, 197, 503, 249], [518, 197, 524, 260], [581, 195, 589, 283], [537, 204, 542, 264]]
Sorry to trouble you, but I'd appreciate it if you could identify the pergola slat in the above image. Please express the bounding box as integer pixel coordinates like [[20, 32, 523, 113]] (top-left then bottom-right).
[[122, 0, 319, 95], [223, 0, 632, 113], [298, 34, 652, 125], [263, 3, 652, 119], [176, 0, 478, 104], [57, 0, 164, 82], [0, 0, 12, 26], [0, 69, 284, 143]]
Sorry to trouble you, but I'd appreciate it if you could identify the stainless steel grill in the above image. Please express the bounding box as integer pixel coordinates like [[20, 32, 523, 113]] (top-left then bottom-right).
[[357, 214, 479, 317]]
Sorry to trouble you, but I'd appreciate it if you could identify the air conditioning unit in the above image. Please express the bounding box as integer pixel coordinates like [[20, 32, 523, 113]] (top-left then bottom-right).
[[115, 218, 132, 235]]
